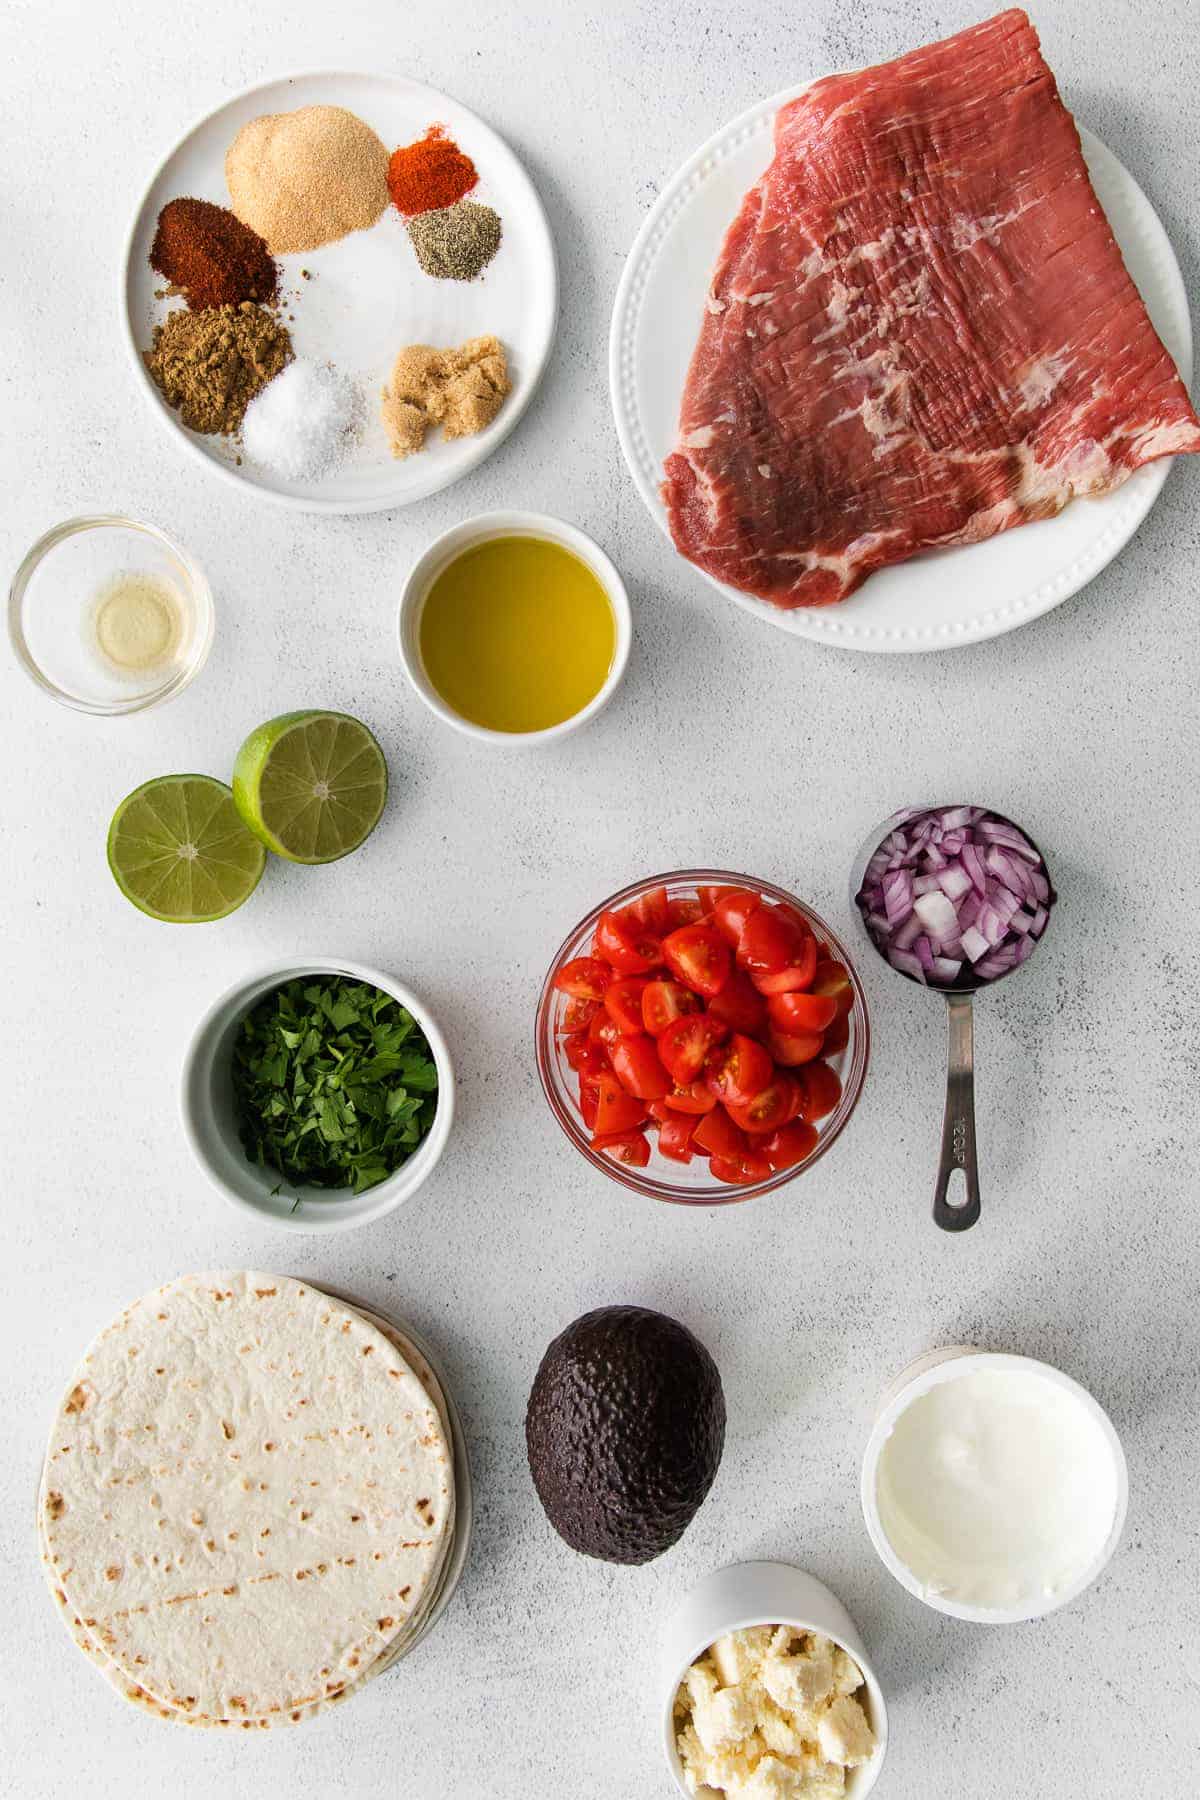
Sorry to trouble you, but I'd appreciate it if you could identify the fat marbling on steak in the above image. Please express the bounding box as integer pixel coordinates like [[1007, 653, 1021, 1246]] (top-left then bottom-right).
[[662, 8, 1200, 608]]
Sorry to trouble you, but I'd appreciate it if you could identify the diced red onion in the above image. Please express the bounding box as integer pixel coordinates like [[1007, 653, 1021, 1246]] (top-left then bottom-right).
[[913, 888, 959, 941], [855, 805, 1055, 987], [961, 925, 990, 964]]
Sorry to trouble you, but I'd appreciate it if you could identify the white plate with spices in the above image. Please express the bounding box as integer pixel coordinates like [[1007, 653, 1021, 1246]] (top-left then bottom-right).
[[123, 70, 557, 514], [610, 95, 1193, 650]]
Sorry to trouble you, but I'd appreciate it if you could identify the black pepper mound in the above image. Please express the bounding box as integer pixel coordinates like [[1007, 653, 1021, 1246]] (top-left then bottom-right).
[[525, 1305, 726, 1565]]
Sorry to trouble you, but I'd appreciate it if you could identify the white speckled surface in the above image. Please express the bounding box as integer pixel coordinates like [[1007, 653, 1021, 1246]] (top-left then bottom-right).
[[3, 2, 1199, 1794]]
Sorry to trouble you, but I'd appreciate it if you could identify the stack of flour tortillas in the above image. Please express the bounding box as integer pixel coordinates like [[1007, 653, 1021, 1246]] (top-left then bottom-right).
[[38, 1272, 459, 1727]]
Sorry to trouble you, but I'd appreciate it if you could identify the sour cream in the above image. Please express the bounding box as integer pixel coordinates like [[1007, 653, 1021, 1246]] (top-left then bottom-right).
[[870, 1355, 1124, 1616]]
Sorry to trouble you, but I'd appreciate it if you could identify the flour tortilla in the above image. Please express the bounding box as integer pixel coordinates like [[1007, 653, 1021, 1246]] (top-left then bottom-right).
[[38, 1301, 461, 1729], [40, 1274, 452, 1723]]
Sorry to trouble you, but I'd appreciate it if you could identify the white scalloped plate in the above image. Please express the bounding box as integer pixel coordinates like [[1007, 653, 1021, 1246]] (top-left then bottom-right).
[[610, 95, 1194, 651], [123, 71, 557, 514]]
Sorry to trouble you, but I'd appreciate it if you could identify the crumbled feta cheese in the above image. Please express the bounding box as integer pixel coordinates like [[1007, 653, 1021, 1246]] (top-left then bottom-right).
[[675, 1628, 875, 1800], [711, 1626, 776, 1685], [739, 1754, 810, 1799], [816, 1695, 875, 1768], [754, 1688, 808, 1760], [830, 1648, 864, 1697], [693, 1682, 759, 1754], [759, 1641, 835, 1716], [798, 1759, 846, 1800]]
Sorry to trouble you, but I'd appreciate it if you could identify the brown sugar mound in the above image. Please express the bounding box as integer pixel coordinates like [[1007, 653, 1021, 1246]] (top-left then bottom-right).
[[380, 335, 510, 460], [225, 105, 389, 255]]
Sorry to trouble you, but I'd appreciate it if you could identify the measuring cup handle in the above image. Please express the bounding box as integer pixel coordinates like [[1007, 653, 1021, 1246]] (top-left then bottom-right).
[[934, 992, 981, 1231]]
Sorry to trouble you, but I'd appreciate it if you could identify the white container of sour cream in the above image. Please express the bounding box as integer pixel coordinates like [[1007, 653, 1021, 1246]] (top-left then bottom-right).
[[861, 1348, 1128, 1624]]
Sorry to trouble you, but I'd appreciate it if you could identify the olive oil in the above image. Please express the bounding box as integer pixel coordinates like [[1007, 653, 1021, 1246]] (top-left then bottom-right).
[[419, 536, 616, 734]]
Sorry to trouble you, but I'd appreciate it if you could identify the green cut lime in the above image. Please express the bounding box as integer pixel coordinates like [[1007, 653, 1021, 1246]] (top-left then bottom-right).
[[232, 711, 388, 864], [107, 775, 267, 922]]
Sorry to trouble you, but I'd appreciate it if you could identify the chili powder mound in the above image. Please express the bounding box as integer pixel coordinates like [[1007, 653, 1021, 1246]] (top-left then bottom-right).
[[150, 197, 278, 310], [387, 125, 478, 216]]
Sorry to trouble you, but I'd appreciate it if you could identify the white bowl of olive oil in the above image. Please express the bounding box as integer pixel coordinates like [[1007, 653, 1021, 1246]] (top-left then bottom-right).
[[398, 510, 631, 745], [8, 515, 213, 715]]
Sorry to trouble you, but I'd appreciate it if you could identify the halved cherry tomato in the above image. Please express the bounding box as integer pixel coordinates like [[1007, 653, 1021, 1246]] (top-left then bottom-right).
[[709, 969, 768, 1036], [588, 1009, 623, 1052], [658, 1013, 727, 1085], [662, 924, 731, 997], [693, 1107, 748, 1159], [705, 1033, 774, 1107], [666, 896, 705, 929], [557, 995, 601, 1034], [753, 931, 818, 997], [594, 910, 665, 975], [610, 1035, 671, 1100], [661, 1079, 718, 1115], [579, 1076, 599, 1131], [798, 1062, 842, 1122], [822, 1012, 850, 1055], [812, 958, 854, 1015], [562, 1032, 587, 1071], [604, 976, 652, 1034], [696, 885, 724, 913], [767, 990, 838, 1033], [553, 956, 612, 1001], [592, 1128, 650, 1167], [592, 1071, 648, 1136], [711, 887, 762, 947], [768, 1026, 823, 1066], [737, 906, 819, 996], [575, 1042, 612, 1079], [657, 1113, 698, 1163], [641, 978, 701, 1037], [760, 1120, 819, 1171], [726, 1074, 801, 1135], [620, 885, 671, 933], [709, 1148, 772, 1185]]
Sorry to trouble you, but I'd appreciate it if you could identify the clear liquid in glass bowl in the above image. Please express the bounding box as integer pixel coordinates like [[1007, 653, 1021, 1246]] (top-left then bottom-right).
[[9, 515, 213, 715], [535, 869, 870, 1205]]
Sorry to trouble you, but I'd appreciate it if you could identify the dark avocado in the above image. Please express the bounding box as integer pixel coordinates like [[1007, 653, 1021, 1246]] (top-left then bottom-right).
[[525, 1304, 726, 1565]]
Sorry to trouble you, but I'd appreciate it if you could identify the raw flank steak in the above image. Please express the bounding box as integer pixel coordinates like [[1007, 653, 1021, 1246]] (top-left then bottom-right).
[[662, 8, 1200, 608]]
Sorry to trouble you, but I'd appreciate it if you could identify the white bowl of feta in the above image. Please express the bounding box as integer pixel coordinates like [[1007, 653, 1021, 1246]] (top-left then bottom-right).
[[661, 1561, 888, 1799], [861, 1347, 1128, 1624]]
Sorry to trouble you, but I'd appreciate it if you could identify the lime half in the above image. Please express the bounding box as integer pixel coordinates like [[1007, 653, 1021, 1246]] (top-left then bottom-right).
[[108, 775, 266, 922], [232, 711, 388, 864]]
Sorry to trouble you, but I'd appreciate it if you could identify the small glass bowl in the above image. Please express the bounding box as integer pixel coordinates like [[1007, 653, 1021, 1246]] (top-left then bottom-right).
[[9, 514, 213, 714], [535, 869, 870, 1205]]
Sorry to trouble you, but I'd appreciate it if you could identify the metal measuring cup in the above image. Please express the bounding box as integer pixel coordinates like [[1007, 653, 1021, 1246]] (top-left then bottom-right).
[[850, 806, 1056, 1233]]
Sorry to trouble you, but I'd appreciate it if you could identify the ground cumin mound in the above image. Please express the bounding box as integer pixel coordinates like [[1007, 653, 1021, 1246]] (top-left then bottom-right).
[[143, 302, 292, 435]]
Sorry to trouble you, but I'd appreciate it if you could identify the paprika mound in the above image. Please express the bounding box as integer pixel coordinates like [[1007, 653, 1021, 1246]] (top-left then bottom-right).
[[150, 197, 278, 311], [387, 125, 478, 216]]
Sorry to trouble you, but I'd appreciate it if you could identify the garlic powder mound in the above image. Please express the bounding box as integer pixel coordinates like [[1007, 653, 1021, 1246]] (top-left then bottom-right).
[[226, 106, 389, 254], [39, 1272, 452, 1723]]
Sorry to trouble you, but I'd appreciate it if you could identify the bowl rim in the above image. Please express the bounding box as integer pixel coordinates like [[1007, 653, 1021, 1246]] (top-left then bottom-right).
[[8, 513, 215, 716], [860, 1347, 1129, 1624], [535, 869, 870, 1204], [659, 1560, 889, 1799], [397, 509, 632, 747], [180, 956, 455, 1234]]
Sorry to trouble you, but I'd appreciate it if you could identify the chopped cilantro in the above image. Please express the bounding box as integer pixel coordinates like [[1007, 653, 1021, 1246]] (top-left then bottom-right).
[[231, 977, 439, 1195]]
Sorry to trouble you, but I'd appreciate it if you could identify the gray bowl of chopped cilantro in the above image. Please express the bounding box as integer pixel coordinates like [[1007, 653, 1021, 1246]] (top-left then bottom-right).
[[182, 960, 454, 1231]]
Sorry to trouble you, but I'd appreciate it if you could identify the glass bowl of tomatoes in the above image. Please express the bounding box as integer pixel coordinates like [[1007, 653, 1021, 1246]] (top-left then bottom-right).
[[535, 871, 870, 1204]]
